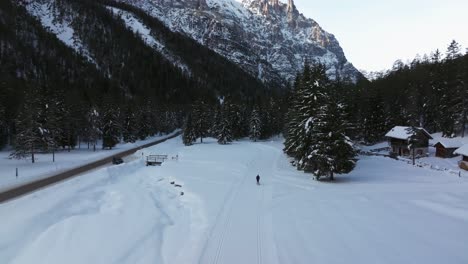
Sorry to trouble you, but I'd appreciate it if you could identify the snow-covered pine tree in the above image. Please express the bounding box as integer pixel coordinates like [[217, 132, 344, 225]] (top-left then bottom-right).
[[304, 95, 356, 181], [210, 105, 222, 137], [283, 76, 300, 152], [260, 107, 272, 139], [249, 108, 262, 142], [192, 100, 211, 143], [42, 91, 66, 161], [183, 113, 196, 146], [11, 89, 43, 163], [217, 108, 233, 145], [123, 106, 138, 143], [101, 105, 121, 149], [296, 62, 329, 168], [136, 105, 152, 140], [85, 107, 101, 151]]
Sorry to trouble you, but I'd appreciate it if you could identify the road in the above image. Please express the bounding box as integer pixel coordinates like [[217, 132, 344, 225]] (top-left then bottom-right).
[[0, 131, 181, 203]]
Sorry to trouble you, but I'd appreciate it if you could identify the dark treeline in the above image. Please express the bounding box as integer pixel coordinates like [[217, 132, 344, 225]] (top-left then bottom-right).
[[0, 0, 282, 161], [350, 40, 468, 143], [182, 97, 284, 146]]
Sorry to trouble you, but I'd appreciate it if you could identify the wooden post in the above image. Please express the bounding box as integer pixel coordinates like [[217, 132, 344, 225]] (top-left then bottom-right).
[[16, 168, 18, 178]]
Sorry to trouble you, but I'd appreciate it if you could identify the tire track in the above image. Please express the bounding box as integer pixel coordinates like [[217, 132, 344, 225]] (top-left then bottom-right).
[[199, 148, 263, 264], [257, 183, 264, 264]]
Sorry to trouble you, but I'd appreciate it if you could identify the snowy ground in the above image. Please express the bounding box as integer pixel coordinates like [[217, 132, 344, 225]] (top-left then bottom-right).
[[0, 131, 179, 192], [1, 136, 468, 264]]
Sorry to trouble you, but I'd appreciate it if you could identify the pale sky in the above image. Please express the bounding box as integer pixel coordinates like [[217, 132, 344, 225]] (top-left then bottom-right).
[[293, 0, 468, 72]]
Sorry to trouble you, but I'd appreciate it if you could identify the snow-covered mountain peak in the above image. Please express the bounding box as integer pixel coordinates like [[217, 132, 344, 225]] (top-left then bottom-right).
[[121, 0, 362, 84]]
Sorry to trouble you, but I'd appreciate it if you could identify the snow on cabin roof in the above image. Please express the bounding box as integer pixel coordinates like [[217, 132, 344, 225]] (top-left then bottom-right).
[[454, 144, 468, 156], [434, 139, 463, 149], [385, 126, 433, 140]]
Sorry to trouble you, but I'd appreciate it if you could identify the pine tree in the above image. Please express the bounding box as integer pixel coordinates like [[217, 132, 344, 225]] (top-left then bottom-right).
[[304, 95, 356, 181], [440, 40, 463, 137], [284, 64, 312, 160], [42, 90, 65, 161], [217, 108, 233, 145], [11, 89, 43, 163], [183, 113, 196, 146], [122, 106, 138, 143], [249, 108, 262, 142], [362, 93, 386, 143], [101, 105, 121, 149], [85, 107, 101, 151], [0, 102, 5, 148], [136, 105, 152, 140], [192, 100, 211, 143]]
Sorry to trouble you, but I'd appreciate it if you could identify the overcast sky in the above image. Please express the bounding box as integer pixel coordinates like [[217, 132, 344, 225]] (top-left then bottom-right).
[[292, 0, 468, 72]]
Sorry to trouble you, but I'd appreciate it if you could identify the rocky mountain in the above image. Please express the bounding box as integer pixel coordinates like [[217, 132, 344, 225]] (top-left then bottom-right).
[[115, 0, 362, 84], [11, 0, 272, 104]]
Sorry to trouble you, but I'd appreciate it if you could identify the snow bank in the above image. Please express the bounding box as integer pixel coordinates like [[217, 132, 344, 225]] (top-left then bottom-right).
[[0, 142, 202, 264]]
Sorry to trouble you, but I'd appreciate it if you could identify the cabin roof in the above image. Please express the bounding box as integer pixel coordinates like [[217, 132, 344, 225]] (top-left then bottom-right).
[[434, 139, 463, 149], [454, 144, 468, 156], [385, 126, 433, 140]]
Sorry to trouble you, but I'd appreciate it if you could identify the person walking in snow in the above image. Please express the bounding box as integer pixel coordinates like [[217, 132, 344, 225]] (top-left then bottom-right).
[[256, 174, 260, 185]]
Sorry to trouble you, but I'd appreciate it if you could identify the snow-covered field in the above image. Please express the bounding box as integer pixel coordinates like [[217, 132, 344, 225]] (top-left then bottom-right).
[[0, 131, 179, 192], [1, 136, 468, 264]]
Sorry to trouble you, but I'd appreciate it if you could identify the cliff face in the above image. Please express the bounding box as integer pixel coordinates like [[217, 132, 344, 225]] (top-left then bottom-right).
[[117, 0, 361, 85]]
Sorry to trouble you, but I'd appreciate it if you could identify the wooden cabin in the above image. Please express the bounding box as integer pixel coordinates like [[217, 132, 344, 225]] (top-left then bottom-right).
[[434, 140, 462, 158], [385, 126, 432, 157], [454, 145, 468, 170]]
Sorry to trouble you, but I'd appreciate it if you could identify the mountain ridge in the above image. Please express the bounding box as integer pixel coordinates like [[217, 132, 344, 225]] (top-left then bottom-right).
[[116, 0, 362, 84]]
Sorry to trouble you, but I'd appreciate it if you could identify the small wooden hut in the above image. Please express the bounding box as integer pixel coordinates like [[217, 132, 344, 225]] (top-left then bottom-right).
[[434, 140, 462, 158]]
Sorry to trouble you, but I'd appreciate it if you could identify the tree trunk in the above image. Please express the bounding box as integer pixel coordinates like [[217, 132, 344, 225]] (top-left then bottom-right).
[[31, 144, 35, 164], [53, 150, 55, 163], [412, 148, 415, 166], [330, 171, 334, 181]]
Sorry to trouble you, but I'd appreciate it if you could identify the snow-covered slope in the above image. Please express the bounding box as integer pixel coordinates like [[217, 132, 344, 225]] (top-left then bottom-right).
[[21, 0, 191, 73], [116, 0, 361, 84], [2, 137, 468, 263], [107, 7, 191, 74], [23, 0, 95, 63]]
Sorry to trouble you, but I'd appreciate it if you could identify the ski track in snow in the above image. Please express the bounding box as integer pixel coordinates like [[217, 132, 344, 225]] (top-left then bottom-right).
[[1, 137, 468, 264]]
